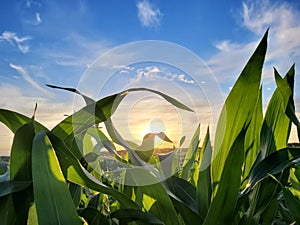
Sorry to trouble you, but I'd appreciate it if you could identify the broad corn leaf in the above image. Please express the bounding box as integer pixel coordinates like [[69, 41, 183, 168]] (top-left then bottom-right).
[[203, 130, 245, 225], [197, 127, 212, 219], [0, 109, 46, 134], [10, 121, 35, 225], [0, 181, 31, 198], [242, 87, 263, 187], [211, 29, 268, 196], [32, 131, 82, 225], [243, 147, 300, 193], [125, 168, 180, 225], [259, 66, 294, 160]]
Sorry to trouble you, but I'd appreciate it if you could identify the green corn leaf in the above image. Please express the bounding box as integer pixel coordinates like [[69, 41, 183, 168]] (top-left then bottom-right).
[[197, 127, 212, 219], [268, 173, 300, 224], [111, 208, 165, 224], [243, 147, 300, 194], [244, 65, 296, 222], [0, 109, 30, 133], [211, 29, 268, 196], [125, 168, 180, 225], [203, 129, 245, 225], [27, 203, 38, 225], [51, 93, 123, 145], [46, 84, 95, 105], [290, 167, 300, 197], [32, 131, 82, 225], [165, 176, 202, 225], [181, 124, 200, 180], [10, 121, 35, 181], [0, 181, 31, 198], [47, 85, 194, 112], [260, 197, 278, 225], [68, 182, 82, 208], [46, 133, 141, 209], [50, 86, 192, 149], [0, 109, 46, 134], [166, 176, 199, 214], [78, 207, 109, 225], [0, 195, 17, 225], [242, 86, 263, 187], [282, 187, 300, 224], [10, 121, 35, 225], [87, 127, 124, 161], [258, 66, 294, 160]]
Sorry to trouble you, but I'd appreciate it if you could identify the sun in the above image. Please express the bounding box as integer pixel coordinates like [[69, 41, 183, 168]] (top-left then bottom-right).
[[140, 118, 166, 137]]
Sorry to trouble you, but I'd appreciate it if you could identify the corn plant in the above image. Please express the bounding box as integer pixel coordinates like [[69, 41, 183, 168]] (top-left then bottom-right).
[[0, 29, 300, 225]]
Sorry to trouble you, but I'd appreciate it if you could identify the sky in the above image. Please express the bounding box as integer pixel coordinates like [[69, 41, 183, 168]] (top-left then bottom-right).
[[1, 0, 300, 155]]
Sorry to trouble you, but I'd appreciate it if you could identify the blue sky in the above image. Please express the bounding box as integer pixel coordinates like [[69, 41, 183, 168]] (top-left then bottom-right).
[[1, 0, 300, 155]]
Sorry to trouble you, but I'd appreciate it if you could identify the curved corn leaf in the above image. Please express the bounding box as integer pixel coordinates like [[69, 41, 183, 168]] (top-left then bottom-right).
[[46, 84, 95, 105], [46, 133, 141, 209], [165, 176, 202, 224], [50, 86, 193, 146], [268, 173, 300, 224], [0, 181, 31, 198], [32, 131, 82, 225], [111, 208, 165, 224], [0, 109, 46, 134], [243, 147, 300, 194], [211, 29, 268, 196], [166, 176, 198, 214]]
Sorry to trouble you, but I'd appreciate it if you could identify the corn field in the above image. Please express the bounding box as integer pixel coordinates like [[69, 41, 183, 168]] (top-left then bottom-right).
[[0, 30, 300, 225]]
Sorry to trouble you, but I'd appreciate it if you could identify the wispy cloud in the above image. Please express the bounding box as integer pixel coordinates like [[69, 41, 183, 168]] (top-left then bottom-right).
[[0, 31, 31, 53], [9, 63, 50, 95], [136, 0, 162, 28], [241, 0, 300, 67], [36, 12, 42, 24], [208, 0, 300, 87]]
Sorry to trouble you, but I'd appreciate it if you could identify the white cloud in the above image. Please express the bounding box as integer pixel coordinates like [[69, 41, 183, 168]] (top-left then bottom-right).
[[241, 0, 300, 68], [178, 74, 195, 84], [136, 66, 161, 79], [136, 0, 162, 28], [215, 40, 238, 52], [208, 0, 300, 86], [36, 12, 42, 24], [0, 31, 31, 53], [9, 63, 51, 95]]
